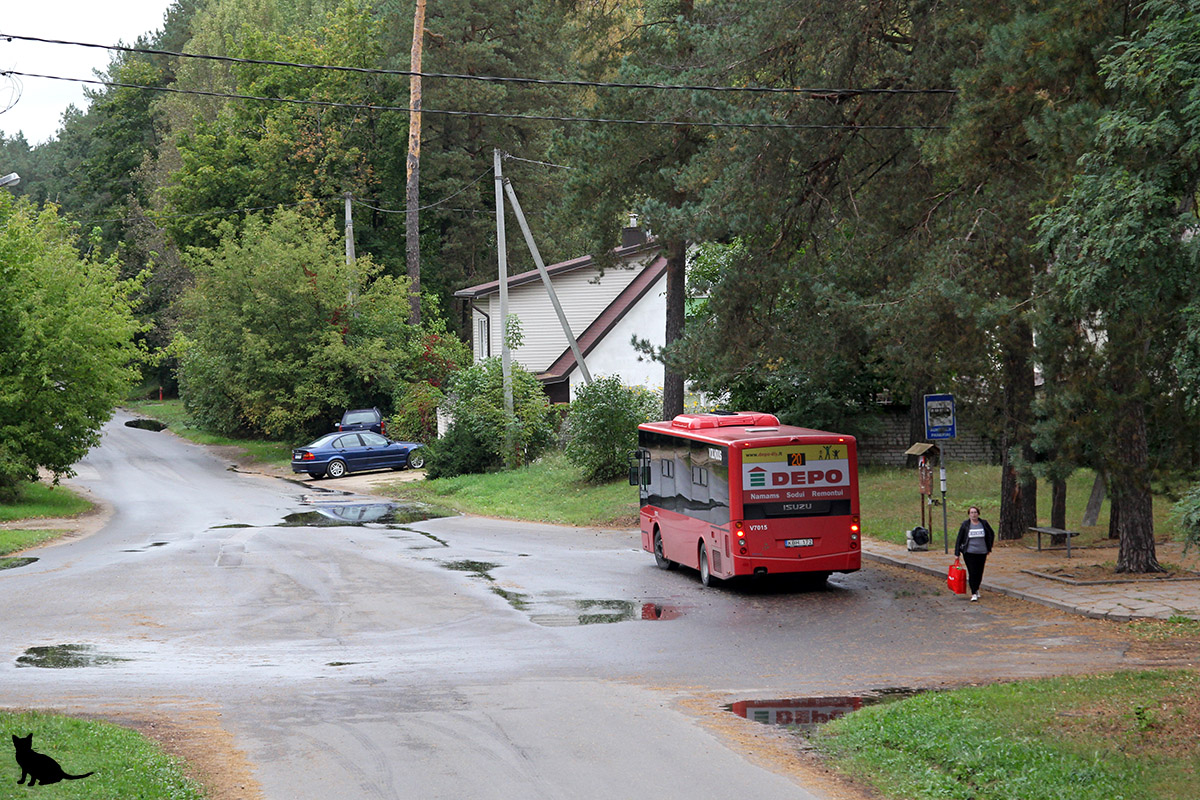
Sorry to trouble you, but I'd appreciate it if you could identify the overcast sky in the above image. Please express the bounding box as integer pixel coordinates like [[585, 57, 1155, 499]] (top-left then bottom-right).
[[1, 1, 175, 146]]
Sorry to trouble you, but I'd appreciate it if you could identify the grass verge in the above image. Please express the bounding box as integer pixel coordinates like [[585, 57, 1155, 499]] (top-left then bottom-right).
[[124, 399, 294, 467], [0, 481, 93, 557], [381, 450, 640, 527], [812, 670, 1200, 800], [0, 710, 206, 800], [0, 481, 90, 524]]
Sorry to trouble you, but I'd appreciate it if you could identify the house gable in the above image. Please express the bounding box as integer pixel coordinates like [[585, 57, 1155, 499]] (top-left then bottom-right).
[[455, 239, 663, 375], [538, 254, 668, 399]]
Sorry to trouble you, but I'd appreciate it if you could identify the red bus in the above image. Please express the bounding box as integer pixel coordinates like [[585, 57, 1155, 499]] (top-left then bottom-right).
[[631, 412, 861, 586]]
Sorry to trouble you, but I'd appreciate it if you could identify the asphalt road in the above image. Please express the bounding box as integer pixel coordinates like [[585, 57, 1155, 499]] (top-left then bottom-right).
[[0, 411, 1138, 799]]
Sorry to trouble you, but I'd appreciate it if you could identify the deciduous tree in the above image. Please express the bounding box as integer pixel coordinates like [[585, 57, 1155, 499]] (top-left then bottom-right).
[[0, 196, 142, 499]]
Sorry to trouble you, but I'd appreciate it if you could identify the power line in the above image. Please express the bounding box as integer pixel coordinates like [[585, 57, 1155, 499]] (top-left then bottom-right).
[[0, 70, 949, 131], [76, 166, 504, 225], [0, 32, 958, 98], [353, 168, 494, 213], [78, 197, 332, 226]]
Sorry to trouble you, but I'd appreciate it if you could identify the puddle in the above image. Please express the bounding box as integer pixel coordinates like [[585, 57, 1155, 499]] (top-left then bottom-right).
[[280, 502, 452, 527], [391, 527, 448, 546], [124, 542, 170, 552], [491, 585, 530, 610], [443, 560, 501, 577], [577, 599, 637, 625], [0, 557, 38, 571], [439, 560, 530, 609], [529, 600, 686, 626], [438, 560, 686, 624], [124, 418, 167, 431], [728, 689, 924, 729], [640, 602, 684, 621], [16, 644, 131, 669]]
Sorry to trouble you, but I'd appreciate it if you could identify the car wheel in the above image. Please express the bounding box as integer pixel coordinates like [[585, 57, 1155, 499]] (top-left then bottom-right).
[[698, 541, 713, 587], [327, 459, 347, 479], [407, 451, 426, 470], [653, 529, 675, 570]]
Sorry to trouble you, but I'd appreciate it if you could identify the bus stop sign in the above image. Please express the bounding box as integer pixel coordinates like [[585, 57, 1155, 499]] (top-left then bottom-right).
[[924, 394, 956, 440]]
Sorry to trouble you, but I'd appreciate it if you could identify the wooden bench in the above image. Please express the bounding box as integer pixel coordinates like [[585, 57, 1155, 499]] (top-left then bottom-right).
[[1028, 526, 1080, 558]]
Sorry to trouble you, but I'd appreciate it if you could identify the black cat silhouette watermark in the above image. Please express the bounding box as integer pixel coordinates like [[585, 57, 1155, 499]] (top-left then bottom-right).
[[11, 733, 94, 786]]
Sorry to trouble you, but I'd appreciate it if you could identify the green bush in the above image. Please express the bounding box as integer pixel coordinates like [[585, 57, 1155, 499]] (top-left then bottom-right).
[[1171, 482, 1200, 553], [424, 420, 499, 478], [438, 358, 555, 471], [564, 376, 661, 482], [389, 381, 444, 443]]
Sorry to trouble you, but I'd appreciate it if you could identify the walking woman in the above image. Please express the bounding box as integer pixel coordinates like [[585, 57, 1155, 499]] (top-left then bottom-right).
[[954, 505, 995, 602]]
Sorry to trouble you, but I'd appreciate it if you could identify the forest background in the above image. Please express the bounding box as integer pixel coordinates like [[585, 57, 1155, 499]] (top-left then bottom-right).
[[1, 0, 1199, 572]]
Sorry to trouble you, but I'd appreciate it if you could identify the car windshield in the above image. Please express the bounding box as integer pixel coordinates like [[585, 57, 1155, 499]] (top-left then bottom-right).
[[304, 433, 341, 449], [343, 411, 377, 424]]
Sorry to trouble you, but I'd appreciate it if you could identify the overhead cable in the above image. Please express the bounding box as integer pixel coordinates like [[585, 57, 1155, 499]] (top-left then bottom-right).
[[0, 70, 949, 131], [0, 32, 958, 97]]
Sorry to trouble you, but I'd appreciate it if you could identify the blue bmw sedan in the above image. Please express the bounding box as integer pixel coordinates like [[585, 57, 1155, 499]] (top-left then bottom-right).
[[292, 431, 425, 479]]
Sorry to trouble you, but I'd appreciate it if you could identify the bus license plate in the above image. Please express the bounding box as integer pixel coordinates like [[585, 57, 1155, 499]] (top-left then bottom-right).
[[785, 538, 814, 548]]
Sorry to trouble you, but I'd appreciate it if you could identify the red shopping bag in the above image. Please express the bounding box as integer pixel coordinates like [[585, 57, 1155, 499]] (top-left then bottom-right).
[[947, 559, 967, 594]]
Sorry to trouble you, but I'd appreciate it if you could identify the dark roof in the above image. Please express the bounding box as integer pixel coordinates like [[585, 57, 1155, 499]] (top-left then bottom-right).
[[537, 253, 668, 382], [453, 239, 660, 299]]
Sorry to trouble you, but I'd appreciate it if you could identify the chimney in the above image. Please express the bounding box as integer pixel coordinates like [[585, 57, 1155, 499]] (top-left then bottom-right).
[[621, 214, 646, 247]]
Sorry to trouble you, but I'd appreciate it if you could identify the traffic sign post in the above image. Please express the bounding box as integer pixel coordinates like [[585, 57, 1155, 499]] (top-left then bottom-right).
[[924, 394, 956, 440], [924, 394, 955, 551]]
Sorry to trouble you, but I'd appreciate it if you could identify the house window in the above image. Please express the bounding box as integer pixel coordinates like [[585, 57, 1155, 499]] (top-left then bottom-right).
[[476, 317, 489, 359], [661, 459, 674, 478], [692, 466, 708, 487]]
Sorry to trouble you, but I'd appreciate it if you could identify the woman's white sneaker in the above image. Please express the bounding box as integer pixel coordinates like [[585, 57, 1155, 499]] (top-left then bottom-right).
[[970, 593, 979, 602]]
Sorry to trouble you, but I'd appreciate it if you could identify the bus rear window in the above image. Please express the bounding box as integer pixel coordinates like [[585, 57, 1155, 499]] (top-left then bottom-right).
[[744, 499, 852, 519]]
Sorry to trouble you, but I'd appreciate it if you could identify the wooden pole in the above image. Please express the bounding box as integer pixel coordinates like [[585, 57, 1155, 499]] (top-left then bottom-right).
[[405, 0, 426, 325]]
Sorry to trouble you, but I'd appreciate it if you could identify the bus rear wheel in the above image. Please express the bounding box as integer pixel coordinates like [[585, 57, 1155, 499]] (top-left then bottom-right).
[[653, 530, 675, 570], [698, 542, 715, 587]]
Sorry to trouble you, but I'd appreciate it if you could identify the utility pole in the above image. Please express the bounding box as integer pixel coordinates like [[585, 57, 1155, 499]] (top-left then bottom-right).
[[494, 149, 516, 466], [344, 192, 357, 308], [344, 192, 356, 266], [405, 0, 426, 325], [502, 177, 592, 386]]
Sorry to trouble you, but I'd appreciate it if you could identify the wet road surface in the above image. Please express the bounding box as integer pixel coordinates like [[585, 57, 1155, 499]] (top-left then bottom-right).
[[0, 412, 1141, 799]]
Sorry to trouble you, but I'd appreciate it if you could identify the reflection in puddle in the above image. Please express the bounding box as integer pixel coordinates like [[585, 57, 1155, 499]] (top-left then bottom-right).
[[124, 418, 167, 431], [16, 644, 131, 669], [578, 599, 636, 625], [437, 561, 684, 625], [491, 586, 530, 610], [530, 600, 686, 627], [729, 690, 924, 730], [123, 542, 170, 553], [641, 602, 684, 621], [281, 502, 452, 527], [443, 560, 500, 576], [0, 557, 38, 571]]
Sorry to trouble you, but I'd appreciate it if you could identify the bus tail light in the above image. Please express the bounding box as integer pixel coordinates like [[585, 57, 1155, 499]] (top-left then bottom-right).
[[850, 516, 860, 549]]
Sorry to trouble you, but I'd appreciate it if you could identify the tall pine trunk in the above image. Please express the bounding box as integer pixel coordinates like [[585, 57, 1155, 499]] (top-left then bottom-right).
[[998, 318, 1037, 540], [1114, 399, 1162, 573]]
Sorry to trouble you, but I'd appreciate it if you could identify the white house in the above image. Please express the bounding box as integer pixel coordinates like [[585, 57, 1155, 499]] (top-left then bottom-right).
[[454, 229, 667, 403]]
